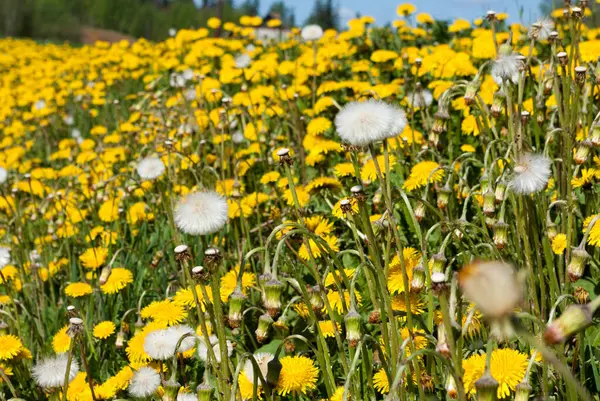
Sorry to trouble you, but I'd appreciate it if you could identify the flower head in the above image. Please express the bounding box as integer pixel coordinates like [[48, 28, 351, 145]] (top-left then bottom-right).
[[197, 334, 232, 363], [128, 366, 160, 398], [529, 18, 554, 40], [301, 24, 323, 41], [509, 153, 552, 194], [93, 321, 116, 339], [276, 356, 319, 396], [175, 191, 228, 235], [491, 53, 522, 85], [32, 354, 79, 389], [463, 349, 528, 398], [406, 90, 433, 108], [0, 247, 10, 268], [0, 335, 22, 360], [335, 100, 407, 146], [136, 157, 165, 180]]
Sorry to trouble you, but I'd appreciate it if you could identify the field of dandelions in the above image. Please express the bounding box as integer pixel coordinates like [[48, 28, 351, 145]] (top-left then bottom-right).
[[5, 2, 600, 401]]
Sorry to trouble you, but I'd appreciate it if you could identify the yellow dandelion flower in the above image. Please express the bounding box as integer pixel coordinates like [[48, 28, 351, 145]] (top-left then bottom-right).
[[332, 197, 359, 218], [173, 285, 213, 310], [571, 168, 599, 189], [361, 155, 397, 182], [141, 299, 187, 326], [391, 292, 425, 315], [334, 163, 355, 178], [98, 198, 120, 222], [126, 321, 168, 365], [373, 369, 389, 394], [582, 215, 600, 246], [220, 266, 256, 302], [239, 371, 263, 399], [294, 302, 310, 318], [100, 268, 134, 294], [403, 161, 444, 191], [276, 356, 319, 396], [318, 320, 339, 338], [462, 349, 528, 398], [325, 290, 361, 313], [79, 247, 108, 270], [52, 325, 71, 353], [306, 177, 342, 193], [0, 335, 22, 360], [306, 117, 332, 136], [93, 321, 116, 339], [324, 269, 356, 287], [551, 233, 567, 255], [65, 282, 93, 298], [387, 247, 421, 293], [282, 186, 310, 207], [397, 3, 417, 16]]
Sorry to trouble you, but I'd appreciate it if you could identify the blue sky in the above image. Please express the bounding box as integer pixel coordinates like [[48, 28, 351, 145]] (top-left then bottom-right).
[[258, 0, 543, 26]]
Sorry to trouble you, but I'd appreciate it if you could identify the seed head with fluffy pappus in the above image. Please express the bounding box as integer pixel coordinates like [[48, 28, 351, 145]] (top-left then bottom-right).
[[406, 90, 433, 108], [335, 100, 407, 146], [167, 324, 197, 353], [143, 325, 196, 360], [32, 354, 79, 389], [197, 334, 233, 363], [244, 352, 275, 383], [529, 18, 554, 41], [458, 260, 522, 319], [509, 153, 552, 194], [128, 366, 161, 398], [491, 46, 523, 85], [0, 247, 10, 268], [174, 191, 228, 236], [301, 24, 323, 41], [0, 167, 7, 184], [136, 157, 165, 180]]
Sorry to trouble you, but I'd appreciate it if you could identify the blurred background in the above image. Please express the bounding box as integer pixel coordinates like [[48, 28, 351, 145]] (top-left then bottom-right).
[[0, 0, 584, 43]]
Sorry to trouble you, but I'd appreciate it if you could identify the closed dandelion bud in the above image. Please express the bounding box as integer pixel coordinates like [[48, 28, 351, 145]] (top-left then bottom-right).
[[115, 330, 125, 348], [590, 125, 600, 147], [432, 110, 449, 134], [437, 184, 452, 210], [264, 278, 284, 317], [368, 309, 381, 324], [371, 218, 386, 238], [445, 374, 458, 399], [410, 264, 426, 293], [429, 131, 440, 147], [436, 324, 451, 358], [574, 140, 592, 164], [474, 371, 499, 401], [574, 286, 590, 304], [514, 382, 531, 401], [134, 318, 144, 335], [345, 309, 362, 347], [373, 189, 383, 205], [567, 248, 590, 282], [414, 201, 426, 222], [162, 379, 180, 401], [575, 66, 587, 85], [483, 189, 495, 216], [485, 216, 496, 228], [255, 313, 273, 343], [228, 289, 245, 328], [546, 223, 558, 240], [480, 174, 490, 193], [151, 250, 164, 268], [494, 182, 506, 203], [196, 383, 214, 401], [493, 220, 509, 250], [430, 253, 447, 275], [309, 285, 324, 313], [464, 80, 480, 106], [557, 51, 568, 67], [67, 317, 84, 338], [204, 248, 222, 272], [99, 266, 111, 285], [491, 91, 504, 117], [543, 303, 593, 344]]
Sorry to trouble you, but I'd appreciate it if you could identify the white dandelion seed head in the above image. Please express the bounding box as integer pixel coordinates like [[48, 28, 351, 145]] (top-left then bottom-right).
[[167, 324, 197, 353], [0, 167, 7, 184], [491, 54, 523, 85], [459, 260, 522, 319], [235, 53, 252, 69], [128, 366, 161, 398], [136, 157, 165, 181], [34, 100, 46, 111], [335, 100, 407, 146], [197, 335, 232, 363], [243, 352, 275, 383], [177, 393, 197, 401], [231, 130, 245, 144], [32, 354, 79, 389], [64, 115, 74, 126], [174, 191, 229, 236], [301, 24, 323, 41], [529, 17, 554, 41], [144, 328, 178, 360], [182, 69, 195, 81], [406, 90, 433, 108], [184, 88, 197, 101], [0, 247, 10, 268], [509, 152, 552, 195], [170, 73, 186, 88], [169, 28, 177, 37]]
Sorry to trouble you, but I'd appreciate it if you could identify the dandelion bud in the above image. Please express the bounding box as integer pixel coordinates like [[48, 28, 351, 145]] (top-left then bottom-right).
[[474, 371, 499, 401], [514, 382, 531, 401], [255, 313, 273, 343], [557, 51, 568, 67], [372, 189, 383, 205], [494, 181, 506, 203], [203, 248, 222, 272], [228, 289, 246, 328], [546, 222, 558, 240], [479, 173, 490, 193], [544, 303, 594, 344], [0, 321, 8, 335], [437, 184, 452, 210], [277, 148, 293, 166], [368, 309, 381, 324], [574, 286, 590, 304], [575, 66, 587, 85], [411, 264, 426, 293], [445, 374, 458, 399], [436, 324, 451, 358], [196, 383, 214, 401], [464, 80, 480, 106], [191, 266, 209, 282], [134, 318, 144, 335], [66, 305, 78, 318], [99, 266, 111, 285], [284, 339, 295, 353], [574, 140, 592, 164], [491, 91, 505, 117], [571, 6, 582, 18], [483, 189, 495, 216], [344, 309, 362, 347], [162, 379, 180, 401], [308, 285, 324, 313], [67, 317, 84, 338], [567, 247, 590, 282], [263, 278, 284, 317], [174, 244, 191, 262], [590, 125, 600, 147], [430, 253, 447, 275], [371, 218, 386, 238], [151, 250, 164, 268], [414, 201, 426, 222], [115, 330, 125, 348], [432, 110, 449, 134], [493, 220, 509, 250]]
